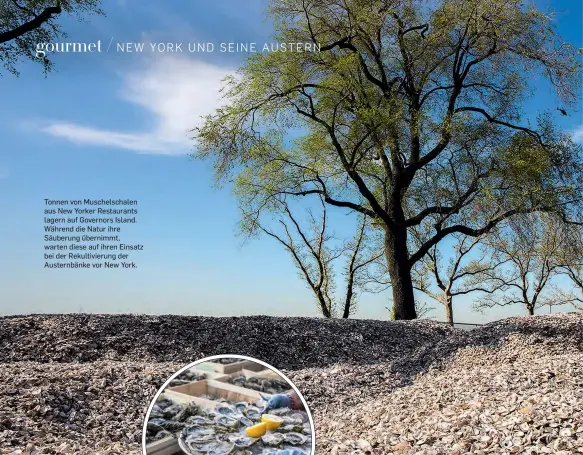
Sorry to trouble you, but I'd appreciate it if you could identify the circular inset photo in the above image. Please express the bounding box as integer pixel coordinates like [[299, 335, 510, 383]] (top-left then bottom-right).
[[142, 355, 315, 455]]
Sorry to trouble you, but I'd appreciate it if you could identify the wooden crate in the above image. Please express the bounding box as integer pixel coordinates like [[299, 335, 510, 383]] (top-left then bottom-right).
[[194, 359, 257, 374], [168, 379, 264, 405], [145, 435, 180, 455], [217, 368, 286, 382], [242, 368, 283, 379]]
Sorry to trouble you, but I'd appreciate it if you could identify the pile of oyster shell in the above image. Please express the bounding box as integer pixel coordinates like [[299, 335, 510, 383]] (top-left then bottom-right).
[[146, 397, 311, 455]]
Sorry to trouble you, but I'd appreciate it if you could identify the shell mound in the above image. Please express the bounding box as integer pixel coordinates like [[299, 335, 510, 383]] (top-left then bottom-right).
[[0, 313, 581, 454]]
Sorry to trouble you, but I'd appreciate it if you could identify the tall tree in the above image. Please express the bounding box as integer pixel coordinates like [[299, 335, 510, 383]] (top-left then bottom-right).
[[195, 0, 583, 319], [0, 0, 103, 75]]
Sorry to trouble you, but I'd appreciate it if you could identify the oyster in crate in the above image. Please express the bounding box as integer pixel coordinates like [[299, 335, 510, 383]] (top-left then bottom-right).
[[214, 415, 239, 428], [267, 407, 290, 416], [156, 398, 174, 409], [278, 423, 305, 433], [208, 441, 235, 454], [238, 416, 254, 427], [161, 404, 183, 419], [150, 398, 173, 418], [290, 412, 307, 423], [261, 432, 285, 446], [185, 415, 214, 426], [175, 403, 200, 422], [185, 439, 234, 455], [177, 370, 206, 381], [283, 432, 307, 445], [227, 434, 256, 448], [216, 403, 236, 415], [228, 376, 290, 394], [182, 425, 216, 444], [244, 406, 262, 421], [148, 417, 186, 433], [282, 415, 303, 426], [234, 401, 248, 413]]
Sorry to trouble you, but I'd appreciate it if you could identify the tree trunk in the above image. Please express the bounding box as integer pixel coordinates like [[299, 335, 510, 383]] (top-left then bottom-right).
[[527, 305, 535, 316], [342, 277, 354, 319], [315, 289, 331, 318], [384, 227, 417, 320], [445, 295, 454, 325]]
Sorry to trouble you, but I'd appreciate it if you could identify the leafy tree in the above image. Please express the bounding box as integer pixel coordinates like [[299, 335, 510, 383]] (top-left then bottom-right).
[[195, 0, 583, 319], [0, 0, 103, 75]]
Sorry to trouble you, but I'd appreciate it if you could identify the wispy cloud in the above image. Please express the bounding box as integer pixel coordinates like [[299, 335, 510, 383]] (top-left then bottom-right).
[[572, 124, 583, 143], [41, 56, 233, 154]]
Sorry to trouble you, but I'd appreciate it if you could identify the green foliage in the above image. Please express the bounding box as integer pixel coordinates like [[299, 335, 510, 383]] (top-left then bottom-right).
[[194, 0, 583, 314], [0, 0, 103, 75]]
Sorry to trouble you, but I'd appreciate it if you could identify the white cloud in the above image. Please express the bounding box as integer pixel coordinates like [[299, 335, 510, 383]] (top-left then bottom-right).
[[41, 56, 233, 154], [572, 124, 583, 144]]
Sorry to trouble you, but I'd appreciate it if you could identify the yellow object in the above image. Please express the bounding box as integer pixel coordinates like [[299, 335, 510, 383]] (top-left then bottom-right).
[[261, 414, 283, 431], [245, 422, 267, 438]]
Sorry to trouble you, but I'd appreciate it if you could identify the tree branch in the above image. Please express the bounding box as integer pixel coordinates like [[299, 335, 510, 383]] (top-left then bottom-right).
[[0, 1, 62, 44]]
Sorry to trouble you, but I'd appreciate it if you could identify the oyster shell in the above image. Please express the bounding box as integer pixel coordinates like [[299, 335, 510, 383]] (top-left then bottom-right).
[[216, 403, 236, 415], [161, 404, 183, 419], [214, 415, 239, 428], [208, 441, 235, 454], [148, 417, 186, 433], [234, 401, 248, 413], [227, 376, 290, 394], [261, 433, 284, 446], [238, 416, 254, 427], [283, 432, 307, 445], [185, 415, 214, 426], [244, 406, 261, 421], [174, 403, 200, 422], [182, 425, 216, 443], [227, 434, 256, 448]]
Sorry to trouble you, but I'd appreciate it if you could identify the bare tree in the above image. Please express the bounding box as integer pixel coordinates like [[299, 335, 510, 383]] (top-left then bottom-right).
[[412, 233, 505, 324], [247, 196, 381, 318], [340, 218, 385, 317], [555, 227, 583, 309], [473, 215, 573, 315]]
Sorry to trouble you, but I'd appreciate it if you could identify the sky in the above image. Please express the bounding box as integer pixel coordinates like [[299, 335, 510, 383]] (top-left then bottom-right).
[[0, 0, 581, 323]]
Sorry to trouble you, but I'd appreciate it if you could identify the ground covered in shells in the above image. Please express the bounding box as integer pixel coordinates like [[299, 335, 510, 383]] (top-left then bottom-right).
[[0, 313, 582, 454]]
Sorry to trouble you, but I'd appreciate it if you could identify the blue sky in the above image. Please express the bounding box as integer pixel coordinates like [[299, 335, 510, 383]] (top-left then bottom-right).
[[0, 0, 581, 322]]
